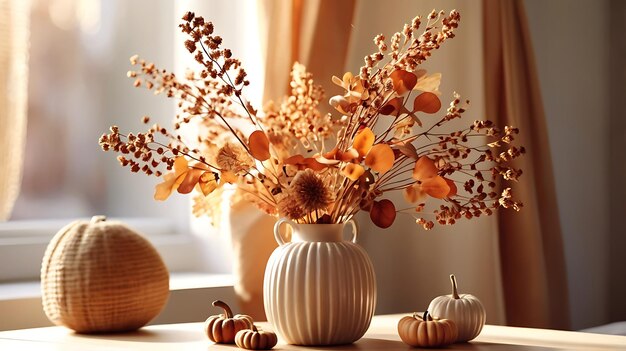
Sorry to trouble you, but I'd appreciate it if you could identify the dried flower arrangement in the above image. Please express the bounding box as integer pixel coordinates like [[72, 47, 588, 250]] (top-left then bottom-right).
[[99, 10, 524, 230]]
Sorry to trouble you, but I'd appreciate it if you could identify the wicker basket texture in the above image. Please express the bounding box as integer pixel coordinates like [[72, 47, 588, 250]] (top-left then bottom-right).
[[41, 216, 169, 333]]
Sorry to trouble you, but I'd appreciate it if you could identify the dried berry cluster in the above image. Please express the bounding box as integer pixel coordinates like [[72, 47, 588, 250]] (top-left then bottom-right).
[[264, 63, 343, 155], [99, 125, 169, 177]]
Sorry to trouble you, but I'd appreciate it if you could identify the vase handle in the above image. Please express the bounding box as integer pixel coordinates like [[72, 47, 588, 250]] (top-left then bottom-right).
[[347, 219, 358, 243], [274, 218, 295, 246]]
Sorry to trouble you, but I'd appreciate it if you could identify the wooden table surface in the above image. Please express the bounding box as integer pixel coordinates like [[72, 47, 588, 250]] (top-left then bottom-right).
[[0, 314, 625, 350]]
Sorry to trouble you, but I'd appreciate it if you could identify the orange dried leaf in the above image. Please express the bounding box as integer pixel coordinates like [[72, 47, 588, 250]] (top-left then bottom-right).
[[323, 147, 338, 160], [390, 70, 417, 95], [338, 148, 359, 162], [422, 176, 450, 199], [319, 147, 353, 163], [220, 171, 238, 184], [413, 156, 438, 180], [380, 97, 404, 116], [343, 71, 354, 83], [353, 127, 375, 157], [198, 172, 218, 196], [395, 142, 419, 160], [342, 163, 365, 181], [173, 156, 189, 175], [178, 168, 203, 194], [444, 177, 457, 197], [315, 155, 341, 165], [286, 155, 329, 170], [284, 154, 305, 165], [303, 157, 328, 171], [370, 199, 396, 228], [330, 95, 351, 114], [154, 173, 178, 201], [248, 130, 271, 161], [154, 156, 190, 201], [379, 105, 395, 116], [413, 92, 441, 114], [332, 75, 344, 87], [403, 183, 424, 203], [365, 144, 395, 173]]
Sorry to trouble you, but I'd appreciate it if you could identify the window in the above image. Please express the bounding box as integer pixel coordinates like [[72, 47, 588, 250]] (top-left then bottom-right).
[[11, 0, 183, 221], [1, 0, 193, 281], [1, 0, 266, 282]]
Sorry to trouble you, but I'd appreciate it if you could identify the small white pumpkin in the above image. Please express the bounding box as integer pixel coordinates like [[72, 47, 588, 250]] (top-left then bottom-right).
[[427, 274, 486, 342]]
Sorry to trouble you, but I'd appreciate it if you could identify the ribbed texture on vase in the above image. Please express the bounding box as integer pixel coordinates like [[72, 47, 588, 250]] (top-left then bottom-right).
[[264, 241, 376, 345]]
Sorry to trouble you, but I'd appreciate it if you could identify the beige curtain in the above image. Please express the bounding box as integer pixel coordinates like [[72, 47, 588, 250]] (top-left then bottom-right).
[[0, 0, 29, 221], [484, 0, 570, 329], [260, 0, 356, 105]]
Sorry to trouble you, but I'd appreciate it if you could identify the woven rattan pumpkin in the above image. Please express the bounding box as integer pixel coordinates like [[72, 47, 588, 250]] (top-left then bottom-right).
[[41, 216, 169, 333]]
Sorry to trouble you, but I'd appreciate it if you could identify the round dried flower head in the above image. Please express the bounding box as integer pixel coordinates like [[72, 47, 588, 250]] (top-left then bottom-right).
[[290, 169, 332, 213], [277, 192, 306, 220], [215, 143, 253, 175]]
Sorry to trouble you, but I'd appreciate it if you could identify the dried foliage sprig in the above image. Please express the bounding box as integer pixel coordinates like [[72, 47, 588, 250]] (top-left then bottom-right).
[[100, 10, 524, 230]]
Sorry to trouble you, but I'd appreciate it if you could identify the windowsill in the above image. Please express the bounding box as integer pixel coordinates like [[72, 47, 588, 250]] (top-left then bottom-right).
[[0, 273, 237, 331], [0, 280, 41, 300], [0, 272, 235, 299]]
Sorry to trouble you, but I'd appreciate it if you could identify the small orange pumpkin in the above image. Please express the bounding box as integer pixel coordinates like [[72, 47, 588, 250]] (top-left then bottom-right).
[[235, 325, 278, 350], [204, 300, 253, 343], [398, 311, 458, 348]]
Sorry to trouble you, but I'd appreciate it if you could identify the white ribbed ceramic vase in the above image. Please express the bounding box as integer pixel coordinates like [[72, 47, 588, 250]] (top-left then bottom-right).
[[263, 218, 376, 346]]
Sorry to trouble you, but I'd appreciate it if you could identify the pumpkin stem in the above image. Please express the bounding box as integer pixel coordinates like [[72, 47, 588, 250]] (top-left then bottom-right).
[[252, 325, 258, 332], [90, 215, 106, 224], [423, 311, 432, 321], [450, 274, 460, 299], [212, 300, 233, 318]]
